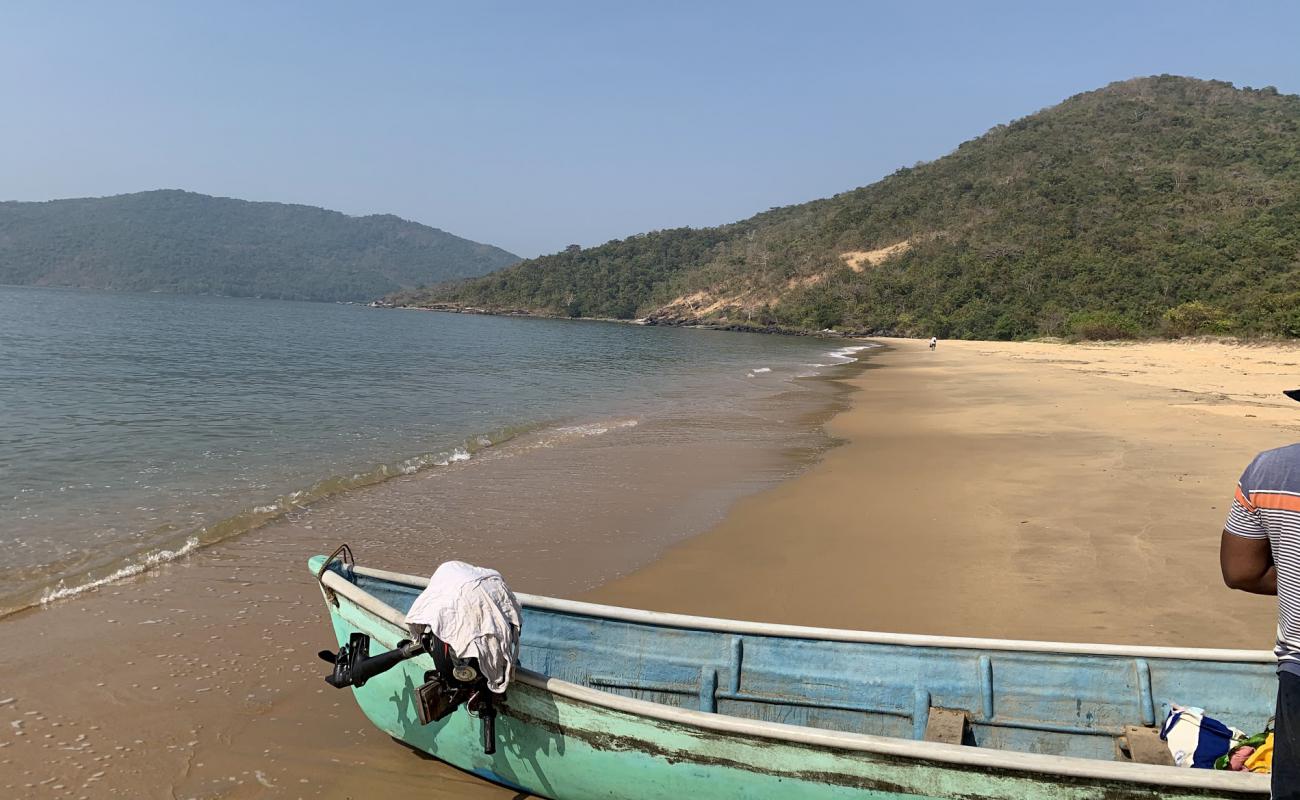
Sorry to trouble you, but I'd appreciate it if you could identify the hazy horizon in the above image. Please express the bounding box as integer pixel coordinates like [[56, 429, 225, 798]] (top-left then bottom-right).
[[4, 1, 1299, 257]]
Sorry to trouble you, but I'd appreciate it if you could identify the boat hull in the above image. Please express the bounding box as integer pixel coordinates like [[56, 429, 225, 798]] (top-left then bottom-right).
[[320, 573, 1265, 799]]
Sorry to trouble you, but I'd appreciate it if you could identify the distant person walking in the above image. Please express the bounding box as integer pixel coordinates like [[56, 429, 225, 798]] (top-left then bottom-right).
[[1221, 388, 1300, 796], [928, 336, 938, 350]]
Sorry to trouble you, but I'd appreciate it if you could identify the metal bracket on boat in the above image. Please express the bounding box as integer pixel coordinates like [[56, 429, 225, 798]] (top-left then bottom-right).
[[315, 543, 355, 607]]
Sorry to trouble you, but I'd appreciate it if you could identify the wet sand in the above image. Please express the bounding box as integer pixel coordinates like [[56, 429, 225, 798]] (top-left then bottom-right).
[[5, 336, 1299, 797]]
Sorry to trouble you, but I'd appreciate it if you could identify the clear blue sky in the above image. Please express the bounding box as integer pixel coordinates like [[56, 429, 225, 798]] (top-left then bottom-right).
[[2, 2, 1298, 257]]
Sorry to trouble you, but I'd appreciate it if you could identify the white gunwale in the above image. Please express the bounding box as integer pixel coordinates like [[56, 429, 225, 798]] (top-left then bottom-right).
[[350, 564, 1274, 663], [318, 563, 1271, 793]]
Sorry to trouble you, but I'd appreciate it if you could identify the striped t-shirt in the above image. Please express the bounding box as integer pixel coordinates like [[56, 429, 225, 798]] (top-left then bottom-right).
[[1224, 443, 1300, 672]]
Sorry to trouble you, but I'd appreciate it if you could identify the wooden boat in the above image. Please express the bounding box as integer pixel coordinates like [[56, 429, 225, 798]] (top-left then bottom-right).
[[310, 553, 1275, 798]]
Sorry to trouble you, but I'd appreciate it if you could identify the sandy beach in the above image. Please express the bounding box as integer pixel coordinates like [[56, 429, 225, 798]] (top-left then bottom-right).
[[595, 335, 1294, 647], [592, 337, 1297, 647], [4, 335, 1299, 797]]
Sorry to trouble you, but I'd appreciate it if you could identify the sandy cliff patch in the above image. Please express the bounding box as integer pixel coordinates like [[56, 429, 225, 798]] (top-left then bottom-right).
[[786, 273, 828, 290], [839, 238, 912, 272], [656, 289, 779, 320]]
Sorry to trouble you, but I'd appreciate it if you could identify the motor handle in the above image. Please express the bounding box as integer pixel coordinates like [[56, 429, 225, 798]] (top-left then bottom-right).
[[480, 699, 497, 755], [322, 636, 426, 689]]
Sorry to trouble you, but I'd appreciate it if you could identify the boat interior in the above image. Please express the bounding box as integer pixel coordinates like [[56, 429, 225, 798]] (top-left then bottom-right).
[[343, 565, 1276, 766]]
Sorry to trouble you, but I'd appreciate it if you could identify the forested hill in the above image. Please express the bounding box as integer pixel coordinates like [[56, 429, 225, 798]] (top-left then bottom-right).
[[0, 190, 519, 302], [392, 76, 1300, 339]]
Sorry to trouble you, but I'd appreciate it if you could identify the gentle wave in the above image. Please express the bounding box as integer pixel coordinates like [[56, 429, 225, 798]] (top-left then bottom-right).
[[552, 419, 639, 437], [800, 341, 879, 373], [822, 343, 877, 364], [39, 537, 200, 606], [535, 418, 640, 447], [4, 425, 537, 618]]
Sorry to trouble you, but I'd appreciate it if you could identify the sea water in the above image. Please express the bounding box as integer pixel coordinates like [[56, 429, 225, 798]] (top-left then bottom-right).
[[0, 285, 872, 614]]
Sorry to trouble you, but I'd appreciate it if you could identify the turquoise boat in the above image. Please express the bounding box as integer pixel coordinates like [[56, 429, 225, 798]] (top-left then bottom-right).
[[310, 553, 1274, 798]]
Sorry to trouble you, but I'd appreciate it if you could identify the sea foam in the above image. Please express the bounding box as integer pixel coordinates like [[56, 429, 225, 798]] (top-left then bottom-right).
[[553, 419, 639, 438], [39, 537, 200, 606], [824, 344, 876, 363]]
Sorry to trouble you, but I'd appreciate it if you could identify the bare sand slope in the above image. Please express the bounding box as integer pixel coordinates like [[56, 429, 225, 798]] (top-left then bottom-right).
[[588, 337, 1300, 649]]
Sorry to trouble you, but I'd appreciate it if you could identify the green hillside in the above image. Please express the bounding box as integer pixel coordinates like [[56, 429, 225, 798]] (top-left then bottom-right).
[[0, 190, 519, 302], [392, 76, 1300, 339]]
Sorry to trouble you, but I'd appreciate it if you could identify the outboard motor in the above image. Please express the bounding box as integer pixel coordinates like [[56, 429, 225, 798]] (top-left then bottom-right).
[[318, 628, 502, 754], [318, 559, 521, 757]]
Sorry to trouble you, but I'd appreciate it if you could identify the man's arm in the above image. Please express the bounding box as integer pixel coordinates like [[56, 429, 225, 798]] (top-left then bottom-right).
[[1220, 530, 1277, 595]]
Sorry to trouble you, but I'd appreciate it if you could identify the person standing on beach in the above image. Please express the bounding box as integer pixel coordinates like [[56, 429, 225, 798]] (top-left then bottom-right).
[[1221, 388, 1300, 796]]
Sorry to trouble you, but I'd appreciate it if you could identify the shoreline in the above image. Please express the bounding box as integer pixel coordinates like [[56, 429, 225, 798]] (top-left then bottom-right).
[[1, 423, 537, 620], [374, 300, 867, 338], [378, 300, 1300, 349]]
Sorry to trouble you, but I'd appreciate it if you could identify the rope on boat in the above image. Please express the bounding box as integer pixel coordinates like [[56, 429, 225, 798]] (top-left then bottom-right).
[[316, 543, 355, 606]]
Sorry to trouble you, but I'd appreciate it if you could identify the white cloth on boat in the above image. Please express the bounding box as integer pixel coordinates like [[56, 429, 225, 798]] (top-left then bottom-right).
[[403, 561, 522, 693]]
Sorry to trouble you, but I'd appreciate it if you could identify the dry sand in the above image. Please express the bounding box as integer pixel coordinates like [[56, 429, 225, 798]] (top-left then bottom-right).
[[4, 335, 1299, 798], [589, 337, 1300, 648]]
